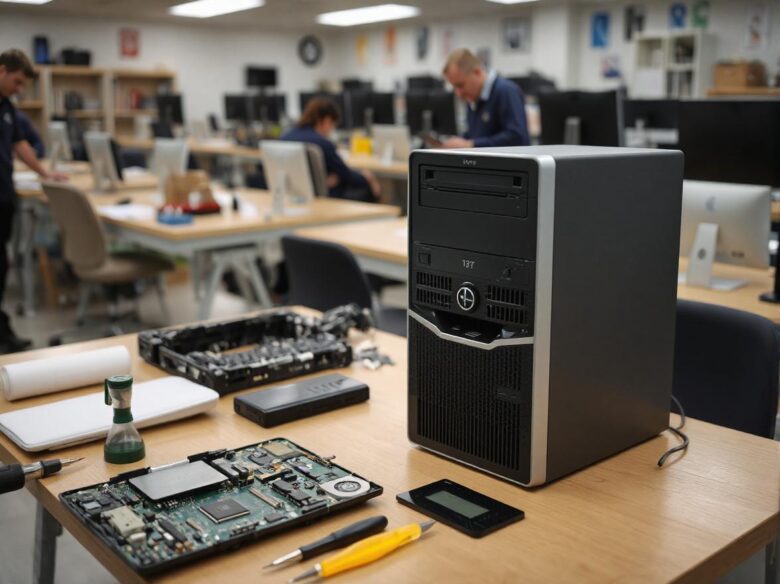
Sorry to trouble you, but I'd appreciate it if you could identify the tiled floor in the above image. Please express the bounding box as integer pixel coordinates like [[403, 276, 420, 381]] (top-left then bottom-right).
[[0, 279, 769, 583]]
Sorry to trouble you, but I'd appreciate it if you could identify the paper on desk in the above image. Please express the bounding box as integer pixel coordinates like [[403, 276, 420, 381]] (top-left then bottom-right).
[[0, 345, 131, 401], [122, 166, 150, 178], [14, 170, 40, 191], [99, 204, 156, 221], [0, 377, 219, 451]]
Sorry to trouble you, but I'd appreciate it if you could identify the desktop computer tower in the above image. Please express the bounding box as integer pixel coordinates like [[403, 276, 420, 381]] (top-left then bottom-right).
[[408, 145, 684, 486]]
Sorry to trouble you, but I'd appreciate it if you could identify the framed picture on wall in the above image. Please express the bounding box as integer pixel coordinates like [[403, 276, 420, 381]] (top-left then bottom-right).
[[503, 18, 531, 53]]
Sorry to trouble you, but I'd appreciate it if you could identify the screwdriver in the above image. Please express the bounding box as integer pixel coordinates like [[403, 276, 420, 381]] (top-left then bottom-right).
[[0, 457, 84, 495], [288, 520, 435, 582], [265, 515, 388, 569]]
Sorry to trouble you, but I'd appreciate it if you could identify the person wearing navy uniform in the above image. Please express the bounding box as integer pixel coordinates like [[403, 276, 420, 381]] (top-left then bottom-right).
[[0, 49, 66, 353], [441, 48, 530, 149]]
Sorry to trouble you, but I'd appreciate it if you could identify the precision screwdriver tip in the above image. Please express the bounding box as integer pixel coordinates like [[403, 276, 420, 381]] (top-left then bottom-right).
[[288, 567, 318, 583], [419, 520, 436, 533]]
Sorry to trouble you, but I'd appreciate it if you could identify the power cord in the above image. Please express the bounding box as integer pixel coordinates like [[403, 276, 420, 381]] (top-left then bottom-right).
[[657, 395, 690, 467]]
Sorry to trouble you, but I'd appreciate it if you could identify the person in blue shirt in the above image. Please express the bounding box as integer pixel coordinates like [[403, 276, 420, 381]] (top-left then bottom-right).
[[15, 109, 44, 158], [441, 48, 530, 149], [280, 97, 380, 202]]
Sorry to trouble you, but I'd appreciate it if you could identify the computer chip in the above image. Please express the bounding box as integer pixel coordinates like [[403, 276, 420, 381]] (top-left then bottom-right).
[[199, 498, 250, 524], [263, 442, 300, 460]]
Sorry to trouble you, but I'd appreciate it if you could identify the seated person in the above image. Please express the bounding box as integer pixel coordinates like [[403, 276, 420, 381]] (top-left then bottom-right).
[[15, 109, 44, 157], [280, 97, 380, 202]]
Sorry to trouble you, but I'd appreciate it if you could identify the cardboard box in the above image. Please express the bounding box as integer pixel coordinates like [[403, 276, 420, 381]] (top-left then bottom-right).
[[714, 61, 767, 88]]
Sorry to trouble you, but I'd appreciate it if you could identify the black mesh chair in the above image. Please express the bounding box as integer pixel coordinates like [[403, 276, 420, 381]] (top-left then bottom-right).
[[281, 235, 406, 337], [673, 300, 779, 439]]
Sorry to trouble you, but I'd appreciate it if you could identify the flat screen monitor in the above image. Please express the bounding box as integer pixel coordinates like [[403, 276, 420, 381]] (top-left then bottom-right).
[[246, 66, 277, 88], [260, 140, 315, 214], [84, 131, 123, 192], [407, 75, 444, 90], [372, 124, 410, 163], [224, 95, 250, 122], [539, 90, 623, 146], [623, 99, 679, 129], [151, 138, 188, 188], [156, 94, 184, 125], [251, 94, 286, 123], [678, 100, 780, 187], [342, 78, 372, 91], [507, 75, 556, 99], [299, 92, 347, 129], [405, 90, 457, 136], [371, 92, 395, 125], [47, 121, 73, 168]]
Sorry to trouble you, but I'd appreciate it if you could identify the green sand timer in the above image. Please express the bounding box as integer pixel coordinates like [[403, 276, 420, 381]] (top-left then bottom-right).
[[104, 375, 145, 464]]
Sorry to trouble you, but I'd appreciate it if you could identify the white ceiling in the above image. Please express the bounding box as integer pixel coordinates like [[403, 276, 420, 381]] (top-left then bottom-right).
[[0, 0, 579, 31]]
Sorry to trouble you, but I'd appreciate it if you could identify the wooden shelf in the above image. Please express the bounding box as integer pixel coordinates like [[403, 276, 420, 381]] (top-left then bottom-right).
[[707, 86, 780, 96], [48, 65, 105, 77], [113, 69, 175, 80], [53, 109, 105, 118], [114, 109, 157, 118]]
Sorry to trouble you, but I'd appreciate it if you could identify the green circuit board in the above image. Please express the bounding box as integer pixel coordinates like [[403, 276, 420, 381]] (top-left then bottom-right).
[[59, 438, 382, 575]]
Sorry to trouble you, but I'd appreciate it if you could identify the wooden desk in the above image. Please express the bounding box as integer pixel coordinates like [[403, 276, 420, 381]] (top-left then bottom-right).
[[296, 218, 407, 281], [295, 218, 780, 323], [343, 153, 407, 180], [116, 136, 264, 162], [0, 318, 777, 583]]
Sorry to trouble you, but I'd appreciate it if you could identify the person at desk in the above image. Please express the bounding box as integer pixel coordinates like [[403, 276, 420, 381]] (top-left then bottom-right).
[[281, 97, 381, 203], [440, 48, 530, 149], [0, 49, 66, 353]]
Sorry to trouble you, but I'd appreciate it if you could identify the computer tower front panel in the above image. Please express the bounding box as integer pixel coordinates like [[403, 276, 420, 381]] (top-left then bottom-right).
[[407, 151, 554, 486]]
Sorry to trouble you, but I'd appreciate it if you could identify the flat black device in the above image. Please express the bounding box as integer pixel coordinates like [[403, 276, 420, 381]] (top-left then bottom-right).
[[539, 89, 623, 146], [234, 374, 369, 427], [396, 479, 524, 538], [60, 438, 382, 575], [246, 66, 277, 88]]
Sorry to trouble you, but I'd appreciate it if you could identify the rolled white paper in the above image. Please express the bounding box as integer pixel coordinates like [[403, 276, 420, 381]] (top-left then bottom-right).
[[0, 346, 132, 401]]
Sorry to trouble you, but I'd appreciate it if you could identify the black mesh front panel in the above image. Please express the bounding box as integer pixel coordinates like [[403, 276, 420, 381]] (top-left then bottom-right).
[[408, 317, 534, 484]]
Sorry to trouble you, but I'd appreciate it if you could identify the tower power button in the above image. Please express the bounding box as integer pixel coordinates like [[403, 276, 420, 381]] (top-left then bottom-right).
[[456, 284, 478, 312]]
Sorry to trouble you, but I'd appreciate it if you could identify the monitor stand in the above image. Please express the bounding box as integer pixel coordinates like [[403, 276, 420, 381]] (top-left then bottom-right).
[[677, 222, 747, 291], [380, 142, 395, 165], [563, 116, 581, 145], [49, 142, 62, 173], [269, 171, 307, 219], [92, 159, 117, 194]]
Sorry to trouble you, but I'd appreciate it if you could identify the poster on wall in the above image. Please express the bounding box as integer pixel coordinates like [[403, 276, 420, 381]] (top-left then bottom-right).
[[503, 18, 531, 52], [746, 3, 771, 49], [385, 26, 397, 65], [119, 28, 140, 58], [477, 47, 492, 69], [356, 35, 368, 67], [624, 5, 646, 41], [692, 0, 711, 28], [591, 12, 610, 48], [416, 26, 430, 61], [601, 55, 622, 79], [669, 3, 687, 29]]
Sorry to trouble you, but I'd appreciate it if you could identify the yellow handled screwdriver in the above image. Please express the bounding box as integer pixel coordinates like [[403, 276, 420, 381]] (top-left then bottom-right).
[[288, 520, 435, 582]]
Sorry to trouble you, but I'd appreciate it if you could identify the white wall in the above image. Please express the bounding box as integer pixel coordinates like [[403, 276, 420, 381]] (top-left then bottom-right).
[[327, 3, 577, 92], [573, 0, 780, 91], [0, 13, 339, 120]]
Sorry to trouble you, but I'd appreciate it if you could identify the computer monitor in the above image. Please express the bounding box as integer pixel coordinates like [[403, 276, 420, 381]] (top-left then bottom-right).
[[342, 78, 372, 92], [47, 121, 72, 170], [407, 75, 444, 90], [539, 90, 623, 146], [252, 94, 286, 123], [151, 138, 188, 192], [246, 66, 277, 89], [679, 180, 770, 291], [372, 125, 411, 163], [151, 121, 174, 139], [225, 94, 251, 123], [507, 74, 556, 99], [623, 99, 678, 129], [299, 92, 347, 129], [156, 94, 184, 125], [405, 90, 457, 136], [678, 100, 780, 187], [84, 131, 122, 193], [370, 92, 395, 125], [260, 140, 315, 216]]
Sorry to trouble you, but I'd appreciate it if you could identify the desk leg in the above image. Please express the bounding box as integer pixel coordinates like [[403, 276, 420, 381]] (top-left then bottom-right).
[[16, 203, 38, 317], [768, 539, 778, 584], [191, 251, 204, 301], [33, 502, 62, 584]]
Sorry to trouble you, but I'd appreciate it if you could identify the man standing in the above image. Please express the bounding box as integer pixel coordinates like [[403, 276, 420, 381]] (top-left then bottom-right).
[[0, 49, 65, 352], [441, 48, 530, 148]]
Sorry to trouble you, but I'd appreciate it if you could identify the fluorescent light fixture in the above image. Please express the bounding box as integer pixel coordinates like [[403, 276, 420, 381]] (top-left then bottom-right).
[[169, 0, 263, 18], [484, 0, 539, 4], [317, 4, 419, 27], [0, 0, 53, 4]]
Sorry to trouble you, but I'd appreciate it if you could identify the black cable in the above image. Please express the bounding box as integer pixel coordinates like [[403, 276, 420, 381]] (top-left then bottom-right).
[[657, 395, 690, 467]]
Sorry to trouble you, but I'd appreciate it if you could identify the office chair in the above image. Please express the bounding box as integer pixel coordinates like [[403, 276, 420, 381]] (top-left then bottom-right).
[[41, 182, 174, 344], [673, 300, 779, 438], [281, 235, 406, 337]]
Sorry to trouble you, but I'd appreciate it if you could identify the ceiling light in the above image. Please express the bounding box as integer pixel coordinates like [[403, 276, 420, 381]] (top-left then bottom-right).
[[484, 0, 540, 4], [0, 0, 53, 4], [317, 4, 419, 27], [169, 0, 264, 18]]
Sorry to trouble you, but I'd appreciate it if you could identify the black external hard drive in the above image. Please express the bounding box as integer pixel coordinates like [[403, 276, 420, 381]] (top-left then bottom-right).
[[233, 374, 369, 427]]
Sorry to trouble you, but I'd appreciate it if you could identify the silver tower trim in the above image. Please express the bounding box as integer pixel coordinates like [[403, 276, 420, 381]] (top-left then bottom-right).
[[407, 310, 534, 350]]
